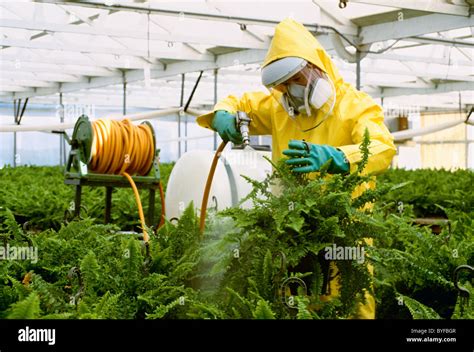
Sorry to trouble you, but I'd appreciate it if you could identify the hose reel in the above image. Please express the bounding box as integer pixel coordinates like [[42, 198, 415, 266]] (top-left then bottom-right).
[[67, 115, 159, 179], [65, 115, 165, 240]]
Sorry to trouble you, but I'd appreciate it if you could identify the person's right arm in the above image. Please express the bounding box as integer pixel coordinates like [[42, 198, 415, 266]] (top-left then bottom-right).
[[198, 91, 274, 136]]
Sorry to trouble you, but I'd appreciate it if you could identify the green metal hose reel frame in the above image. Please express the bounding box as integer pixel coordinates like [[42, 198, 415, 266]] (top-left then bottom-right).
[[64, 115, 161, 228]]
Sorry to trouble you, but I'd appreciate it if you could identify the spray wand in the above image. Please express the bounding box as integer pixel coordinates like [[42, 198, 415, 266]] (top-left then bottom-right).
[[199, 111, 251, 233], [236, 111, 251, 147]]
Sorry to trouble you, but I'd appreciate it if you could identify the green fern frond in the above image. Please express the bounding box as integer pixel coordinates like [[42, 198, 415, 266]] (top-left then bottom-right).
[[401, 295, 441, 319], [121, 238, 144, 289], [145, 297, 181, 319], [42, 312, 74, 319], [30, 273, 65, 313], [252, 299, 275, 319], [295, 296, 313, 320], [80, 251, 100, 294], [7, 292, 41, 319], [93, 291, 121, 319], [2, 208, 24, 238], [7, 275, 30, 300]]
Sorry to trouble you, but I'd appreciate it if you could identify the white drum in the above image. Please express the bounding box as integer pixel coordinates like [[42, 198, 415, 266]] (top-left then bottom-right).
[[165, 148, 272, 220]]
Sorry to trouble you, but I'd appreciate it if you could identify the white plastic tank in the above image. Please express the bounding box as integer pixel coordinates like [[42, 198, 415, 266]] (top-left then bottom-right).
[[165, 147, 272, 220]]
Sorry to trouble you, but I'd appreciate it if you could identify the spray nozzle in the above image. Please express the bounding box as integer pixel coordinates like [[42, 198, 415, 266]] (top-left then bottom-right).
[[236, 111, 251, 146]]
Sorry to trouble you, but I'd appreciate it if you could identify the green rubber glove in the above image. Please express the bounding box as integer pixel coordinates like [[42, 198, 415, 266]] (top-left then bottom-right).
[[282, 140, 350, 174], [211, 110, 244, 144]]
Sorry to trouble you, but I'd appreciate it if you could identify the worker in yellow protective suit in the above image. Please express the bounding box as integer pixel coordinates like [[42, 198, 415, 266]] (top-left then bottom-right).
[[197, 18, 396, 319]]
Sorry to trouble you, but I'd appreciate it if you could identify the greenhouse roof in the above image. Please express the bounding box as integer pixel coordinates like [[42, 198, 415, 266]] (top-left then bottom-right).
[[0, 0, 473, 111]]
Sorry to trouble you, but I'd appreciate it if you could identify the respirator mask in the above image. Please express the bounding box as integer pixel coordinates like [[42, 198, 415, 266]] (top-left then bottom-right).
[[261, 57, 336, 132], [278, 64, 336, 119]]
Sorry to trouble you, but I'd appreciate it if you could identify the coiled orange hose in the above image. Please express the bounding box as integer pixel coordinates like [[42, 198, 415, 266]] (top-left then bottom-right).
[[90, 119, 154, 176], [89, 118, 159, 242]]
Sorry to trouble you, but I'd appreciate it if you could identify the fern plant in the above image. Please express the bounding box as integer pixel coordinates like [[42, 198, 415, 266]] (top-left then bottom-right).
[[192, 130, 385, 318]]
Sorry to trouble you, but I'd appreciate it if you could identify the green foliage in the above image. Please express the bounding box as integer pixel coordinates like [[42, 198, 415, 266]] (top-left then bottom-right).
[[400, 295, 441, 319], [0, 143, 472, 320], [451, 282, 474, 319], [80, 251, 100, 296], [121, 239, 144, 292], [0, 211, 199, 319], [7, 292, 41, 319], [0, 163, 174, 231], [372, 169, 473, 319], [190, 130, 378, 318], [377, 168, 474, 217], [145, 297, 182, 319], [295, 296, 314, 319], [253, 299, 276, 319]]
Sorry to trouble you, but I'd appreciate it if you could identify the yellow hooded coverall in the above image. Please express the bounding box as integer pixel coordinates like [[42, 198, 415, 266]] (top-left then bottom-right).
[[197, 19, 396, 319]]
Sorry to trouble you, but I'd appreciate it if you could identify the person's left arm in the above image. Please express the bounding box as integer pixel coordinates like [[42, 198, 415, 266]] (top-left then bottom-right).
[[336, 89, 396, 175], [283, 88, 396, 175]]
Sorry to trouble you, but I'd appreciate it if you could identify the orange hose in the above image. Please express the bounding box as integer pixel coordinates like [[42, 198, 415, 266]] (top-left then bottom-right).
[[89, 118, 158, 242], [199, 141, 228, 234], [158, 181, 166, 229], [122, 171, 149, 242]]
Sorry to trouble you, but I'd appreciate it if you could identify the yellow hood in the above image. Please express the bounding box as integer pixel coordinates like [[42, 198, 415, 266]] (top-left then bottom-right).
[[262, 18, 343, 88], [196, 19, 344, 128]]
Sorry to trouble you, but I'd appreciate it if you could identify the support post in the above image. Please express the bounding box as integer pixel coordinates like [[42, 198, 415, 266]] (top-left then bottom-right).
[[12, 98, 28, 167], [59, 92, 66, 166], [178, 74, 184, 158], [148, 188, 156, 228], [13, 129, 17, 167], [123, 80, 127, 115], [356, 49, 361, 90], [105, 186, 113, 223], [460, 91, 468, 169], [13, 99, 17, 167], [184, 114, 188, 153], [74, 185, 82, 218], [213, 69, 218, 150]]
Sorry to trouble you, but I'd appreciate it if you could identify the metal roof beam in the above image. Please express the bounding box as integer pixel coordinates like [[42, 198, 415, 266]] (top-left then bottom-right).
[[0, 51, 165, 70], [348, 0, 470, 16], [0, 85, 35, 92], [32, 0, 358, 36], [360, 13, 474, 44], [0, 60, 117, 76], [0, 78, 59, 88], [0, 38, 214, 62], [7, 49, 267, 99], [372, 81, 474, 97], [365, 52, 472, 66], [0, 70, 90, 83], [0, 5, 108, 51], [0, 18, 270, 50], [407, 35, 474, 49], [362, 79, 435, 89], [312, 0, 355, 28], [337, 63, 474, 83]]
